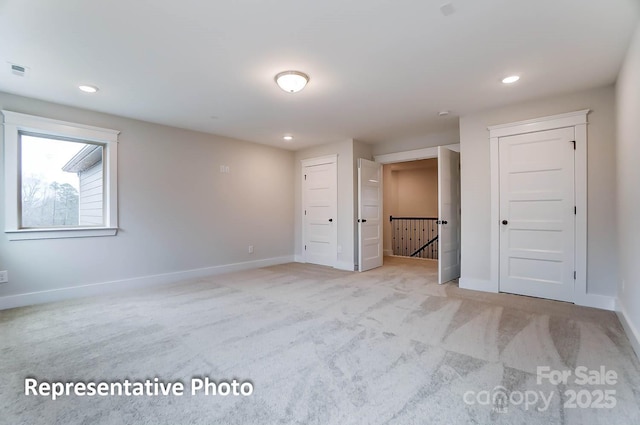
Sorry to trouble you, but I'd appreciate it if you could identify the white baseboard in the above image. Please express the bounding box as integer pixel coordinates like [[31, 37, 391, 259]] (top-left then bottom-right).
[[575, 293, 615, 311], [458, 278, 615, 311], [294, 256, 353, 271], [335, 261, 356, 271], [616, 300, 640, 360], [458, 278, 497, 293], [383, 249, 393, 256], [0, 255, 294, 311]]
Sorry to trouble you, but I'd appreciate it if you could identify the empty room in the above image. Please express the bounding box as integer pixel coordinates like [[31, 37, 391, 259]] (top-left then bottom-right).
[[1, 1, 640, 424]]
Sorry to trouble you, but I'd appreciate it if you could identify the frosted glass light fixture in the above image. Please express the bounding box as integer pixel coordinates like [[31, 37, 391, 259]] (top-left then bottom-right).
[[275, 71, 309, 93]]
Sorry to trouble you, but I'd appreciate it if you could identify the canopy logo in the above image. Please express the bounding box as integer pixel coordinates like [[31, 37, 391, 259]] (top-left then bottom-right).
[[462, 365, 618, 414], [463, 386, 553, 413]]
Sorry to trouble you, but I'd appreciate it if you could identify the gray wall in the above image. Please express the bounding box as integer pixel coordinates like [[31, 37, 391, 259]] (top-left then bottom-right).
[[616, 22, 640, 344], [459, 85, 618, 296], [372, 127, 459, 156], [0, 91, 295, 298]]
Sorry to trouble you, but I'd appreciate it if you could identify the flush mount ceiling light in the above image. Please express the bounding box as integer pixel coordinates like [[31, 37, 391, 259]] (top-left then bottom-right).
[[79, 85, 99, 93], [502, 75, 520, 84], [275, 71, 309, 93], [283, 135, 294, 141]]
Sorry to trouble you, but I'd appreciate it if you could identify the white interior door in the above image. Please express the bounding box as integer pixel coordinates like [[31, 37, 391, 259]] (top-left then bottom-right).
[[303, 160, 337, 267], [499, 127, 575, 302], [437, 146, 461, 284], [358, 158, 383, 272]]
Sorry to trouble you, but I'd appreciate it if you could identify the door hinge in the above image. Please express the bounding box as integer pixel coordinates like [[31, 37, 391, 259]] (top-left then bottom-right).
[[304, 210, 307, 215], [304, 245, 306, 251], [571, 140, 576, 150], [574, 271, 576, 280], [304, 174, 307, 180], [574, 206, 577, 215]]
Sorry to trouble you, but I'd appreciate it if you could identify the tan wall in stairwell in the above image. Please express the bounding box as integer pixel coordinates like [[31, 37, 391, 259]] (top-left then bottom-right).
[[382, 159, 438, 254]]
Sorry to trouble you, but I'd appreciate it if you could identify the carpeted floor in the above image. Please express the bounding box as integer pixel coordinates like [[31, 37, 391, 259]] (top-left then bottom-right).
[[1, 257, 639, 424]]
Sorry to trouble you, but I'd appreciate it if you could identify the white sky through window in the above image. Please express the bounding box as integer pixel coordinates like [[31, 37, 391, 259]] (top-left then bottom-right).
[[21, 135, 84, 189]]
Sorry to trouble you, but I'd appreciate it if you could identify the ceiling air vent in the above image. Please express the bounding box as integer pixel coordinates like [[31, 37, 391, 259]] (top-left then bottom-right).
[[10, 63, 28, 77]]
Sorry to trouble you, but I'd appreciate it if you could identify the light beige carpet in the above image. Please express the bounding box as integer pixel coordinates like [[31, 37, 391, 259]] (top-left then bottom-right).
[[1, 257, 639, 424]]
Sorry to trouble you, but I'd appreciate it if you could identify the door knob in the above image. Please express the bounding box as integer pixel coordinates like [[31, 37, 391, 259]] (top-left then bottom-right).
[[358, 219, 367, 223], [328, 218, 333, 222], [440, 220, 448, 225], [502, 220, 508, 225]]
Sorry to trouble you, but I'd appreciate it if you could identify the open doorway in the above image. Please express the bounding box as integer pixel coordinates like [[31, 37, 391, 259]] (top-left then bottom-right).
[[373, 145, 461, 284], [383, 159, 439, 260]]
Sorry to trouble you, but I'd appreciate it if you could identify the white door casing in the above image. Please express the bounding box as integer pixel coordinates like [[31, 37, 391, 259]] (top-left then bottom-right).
[[498, 128, 576, 302], [302, 156, 337, 267], [488, 110, 596, 308], [437, 146, 461, 284], [358, 158, 383, 272]]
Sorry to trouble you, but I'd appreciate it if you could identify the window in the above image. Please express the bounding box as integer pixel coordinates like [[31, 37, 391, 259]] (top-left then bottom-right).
[[21, 134, 104, 228], [3, 111, 119, 240]]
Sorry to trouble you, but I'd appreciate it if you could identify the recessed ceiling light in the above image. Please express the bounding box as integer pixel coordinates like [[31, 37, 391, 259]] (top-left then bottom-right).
[[283, 135, 294, 141], [275, 71, 309, 93], [438, 110, 450, 117], [79, 85, 99, 93], [502, 75, 520, 84]]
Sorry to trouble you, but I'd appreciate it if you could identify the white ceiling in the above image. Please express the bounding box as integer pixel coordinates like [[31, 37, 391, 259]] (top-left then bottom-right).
[[0, 0, 638, 150]]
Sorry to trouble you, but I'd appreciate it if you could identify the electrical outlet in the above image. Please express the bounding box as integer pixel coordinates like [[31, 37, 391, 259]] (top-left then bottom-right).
[[0, 270, 8, 283], [248, 245, 254, 254]]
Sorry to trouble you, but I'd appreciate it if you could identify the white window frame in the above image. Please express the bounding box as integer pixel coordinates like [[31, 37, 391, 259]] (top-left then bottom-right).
[[2, 110, 120, 240]]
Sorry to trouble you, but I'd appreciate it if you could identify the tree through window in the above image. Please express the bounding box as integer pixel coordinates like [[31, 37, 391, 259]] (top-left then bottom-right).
[[20, 134, 104, 228]]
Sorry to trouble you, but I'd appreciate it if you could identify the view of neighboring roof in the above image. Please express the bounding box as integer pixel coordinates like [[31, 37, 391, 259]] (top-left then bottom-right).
[[61, 144, 102, 173]]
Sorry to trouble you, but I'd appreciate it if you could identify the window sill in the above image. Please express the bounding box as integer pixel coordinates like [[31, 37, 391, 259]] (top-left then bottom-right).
[[6, 227, 118, 241]]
